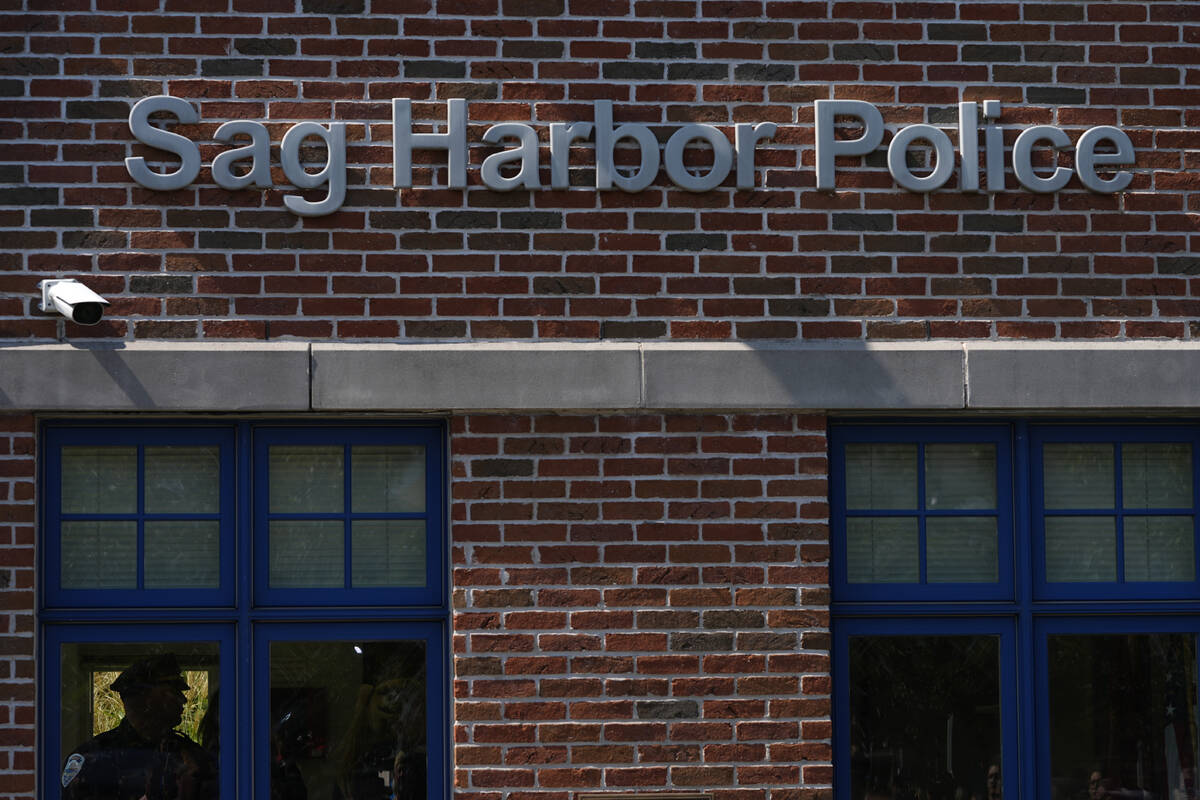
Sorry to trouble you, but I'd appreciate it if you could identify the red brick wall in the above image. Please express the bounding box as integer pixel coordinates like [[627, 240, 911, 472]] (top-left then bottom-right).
[[0, 415, 36, 800], [451, 414, 831, 799], [3, 2, 1199, 343]]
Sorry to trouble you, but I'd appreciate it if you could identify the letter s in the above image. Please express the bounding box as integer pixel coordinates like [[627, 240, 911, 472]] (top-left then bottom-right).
[[125, 95, 201, 191]]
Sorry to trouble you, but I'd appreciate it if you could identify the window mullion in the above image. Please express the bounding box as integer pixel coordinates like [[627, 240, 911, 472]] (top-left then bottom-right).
[[343, 443, 353, 589], [1191, 433, 1200, 592], [136, 445, 145, 591], [1115, 443, 1126, 584], [917, 444, 927, 585], [1014, 419, 1038, 800], [237, 421, 254, 800]]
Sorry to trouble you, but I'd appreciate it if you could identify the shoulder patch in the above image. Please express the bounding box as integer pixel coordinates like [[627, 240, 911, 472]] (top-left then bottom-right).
[[61, 753, 85, 787]]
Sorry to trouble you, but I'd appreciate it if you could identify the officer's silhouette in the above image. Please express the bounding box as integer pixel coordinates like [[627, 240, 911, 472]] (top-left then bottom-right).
[[61, 653, 217, 800]]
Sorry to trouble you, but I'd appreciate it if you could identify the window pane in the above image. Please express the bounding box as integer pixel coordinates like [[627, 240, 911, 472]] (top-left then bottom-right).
[[352, 521, 426, 587], [927, 517, 998, 583], [1123, 516, 1195, 582], [145, 446, 220, 514], [926, 443, 996, 510], [270, 521, 344, 588], [846, 518, 918, 583], [850, 635, 1002, 800], [1045, 517, 1117, 582], [145, 521, 220, 589], [61, 446, 137, 514], [1123, 443, 1192, 509], [270, 446, 343, 513], [59, 642, 219, 800], [846, 443, 917, 510], [352, 446, 426, 513], [1048, 633, 1198, 800], [270, 640, 427, 800], [1044, 443, 1114, 510], [61, 521, 136, 589]]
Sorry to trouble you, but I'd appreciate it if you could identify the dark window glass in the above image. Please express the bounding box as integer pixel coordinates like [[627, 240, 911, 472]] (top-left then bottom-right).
[[269, 640, 427, 800], [1048, 634, 1198, 800], [849, 635, 1003, 800]]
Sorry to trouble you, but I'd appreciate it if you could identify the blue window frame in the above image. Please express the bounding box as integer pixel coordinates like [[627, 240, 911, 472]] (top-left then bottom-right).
[[253, 426, 444, 607], [40, 420, 448, 800], [42, 425, 237, 608], [1030, 425, 1200, 601], [832, 421, 1200, 800], [829, 424, 1014, 603]]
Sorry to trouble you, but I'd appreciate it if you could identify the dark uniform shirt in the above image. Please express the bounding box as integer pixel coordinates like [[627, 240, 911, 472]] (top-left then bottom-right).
[[61, 719, 217, 800]]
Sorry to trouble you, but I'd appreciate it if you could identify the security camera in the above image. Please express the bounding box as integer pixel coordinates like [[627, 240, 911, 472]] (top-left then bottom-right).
[[38, 279, 110, 326]]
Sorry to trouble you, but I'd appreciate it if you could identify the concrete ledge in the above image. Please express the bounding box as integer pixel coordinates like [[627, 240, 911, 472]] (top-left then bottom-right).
[[6, 340, 1200, 413], [0, 343, 310, 411], [642, 342, 966, 409], [312, 342, 643, 411], [966, 342, 1200, 409]]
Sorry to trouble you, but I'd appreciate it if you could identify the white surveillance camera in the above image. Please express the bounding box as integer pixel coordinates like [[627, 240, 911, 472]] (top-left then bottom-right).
[[38, 279, 110, 326]]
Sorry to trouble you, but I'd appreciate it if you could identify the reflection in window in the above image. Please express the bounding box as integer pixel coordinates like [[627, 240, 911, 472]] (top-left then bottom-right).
[[61, 521, 137, 589], [1044, 444, 1115, 510], [1049, 634, 1199, 800], [849, 636, 1002, 800], [351, 446, 425, 513], [270, 520, 345, 588], [1046, 517, 1117, 582], [1124, 517, 1194, 582], [847, 518, 918, 583], [352, 521, 426, 587], [145, 521, 220, 589], [846, 443, 917, 510], [59, 642, 219, 800], [926, 443, 996, 510], [270, 640, 426, 800], [927, 517, 998, 583], [1123, 444, 1192, 509], [145, 446, 220, 514], [270, 446, 344, 513], [61, 446, 137, 514]]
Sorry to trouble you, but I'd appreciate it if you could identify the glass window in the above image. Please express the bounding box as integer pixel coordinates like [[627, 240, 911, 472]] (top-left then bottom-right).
[[255, 430, 438, 604], [848, 633, 1004, 800], [832, 426, 1011, 602], [41, 422, 447, 800], [47, 626, 233, 800], [1035, 431, 1199, 596], [846, 443, 917, 510], [1046, 632, 1197, 800], [833, 423, 1200, 800], [255, 621, 444, 800], [44, 428, 235, 606], [264, 636, 429, 800]]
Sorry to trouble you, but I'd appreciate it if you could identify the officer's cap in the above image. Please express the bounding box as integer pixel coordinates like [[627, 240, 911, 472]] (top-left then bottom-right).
[[110, 653, 189, 696]]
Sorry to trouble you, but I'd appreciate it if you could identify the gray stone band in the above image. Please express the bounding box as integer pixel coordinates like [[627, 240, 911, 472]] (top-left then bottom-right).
[[1, 341, 1197, 412]]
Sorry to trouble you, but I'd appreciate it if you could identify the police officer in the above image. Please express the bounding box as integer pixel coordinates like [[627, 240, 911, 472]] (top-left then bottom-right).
[[61, 653, 217, 800]]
